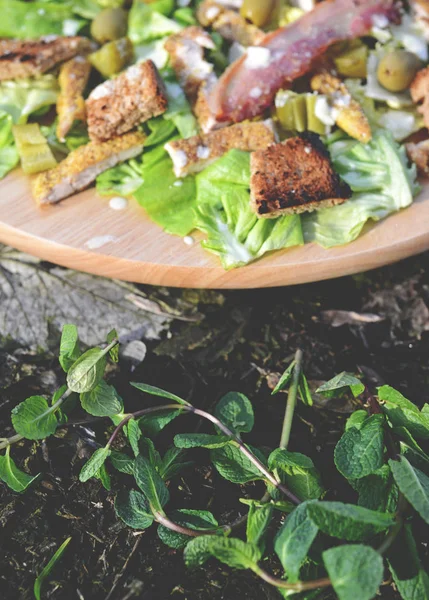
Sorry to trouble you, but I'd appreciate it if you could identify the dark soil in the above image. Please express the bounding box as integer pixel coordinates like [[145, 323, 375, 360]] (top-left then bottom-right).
[[1, 252, 429, 600]]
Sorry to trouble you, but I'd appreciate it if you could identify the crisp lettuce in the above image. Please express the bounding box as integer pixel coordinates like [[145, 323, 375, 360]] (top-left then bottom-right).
[[302, 131, 419, 248], [0, 1, 85, 38], [194, 151, 303, 269], [163, 80, 198, 138], [97, 159, 144, 197], [0, 76, 59, 124], [0, 111, 19, 179], [129, 0, 180, 45]]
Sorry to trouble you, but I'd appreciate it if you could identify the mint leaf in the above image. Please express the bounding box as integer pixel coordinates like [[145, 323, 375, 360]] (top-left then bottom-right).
[[0, 450, 39, 493], [388, 525, 429, 600], [274, 501, 319, 581], [272, 360, 296, 395], [131, 382, 190, 405], [174, 434, 230, 449], [350, 464, 398, 512], [334, 414, 385, 479], [214, 392, 254, 434], [269, 448, 324, 501], [307, 501, 395, 541], [298, 373, 313, 406], [127, 418, 142, 457], [11, 396, 58, 440], [34, 537, 71, 600], [158, 447, 192, 480], [115, 489, 154, 530], [79, 447, 111, 482], [246, 503, 273, 551], [389, 456, 429, 524], [110, 451, 134, 475], [139, 410, 182, 437], [378, 386, 429, 440], [158, 509, 219, 549], [211, 443, 265, 484], [393, 426, 429, 462], [80, 381, 123, 417], [323, 544, 383, 600], [140, 438, 162, 469], [106, 329, 119, 362], [134, 455, 169, 513], [67, 348, 107, 394], [184, 536, 261, 569], [59, 324, 80, 372], [346, 410, 369, 430], [94, 463, 111, 491], [316, 372, 365, 398]]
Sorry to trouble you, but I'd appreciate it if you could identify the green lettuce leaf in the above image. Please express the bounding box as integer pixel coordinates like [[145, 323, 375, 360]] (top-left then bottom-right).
[[0, 111, 19, 179], [302, 131, 419, 248], [96, 159, 144, 198], [129, 0, 180, 45], [0, 1, 84, 38], [195, 150, 303, 269], [0, 76, 59, 124]]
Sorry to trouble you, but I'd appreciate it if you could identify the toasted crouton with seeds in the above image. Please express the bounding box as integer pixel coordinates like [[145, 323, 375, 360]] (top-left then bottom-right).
[[250, 133, 352, 217], [32, 131, 146, 206], [411, 66, 429, 128], [197, 1, 264, 46], [406, 139, 429, 176], [165, 26, 216, 107], [311, 72, 371, 143], [56, 56, 91, 142], [86, 60, 167, 142], [0, 36, 92, 81], [165, 119, 276, 177]]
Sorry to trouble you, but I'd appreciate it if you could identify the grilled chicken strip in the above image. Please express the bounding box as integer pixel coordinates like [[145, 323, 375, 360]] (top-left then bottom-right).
[[56, 56, 91, 142], [0, 36, 92, 81], [32, 131, 146, 206]]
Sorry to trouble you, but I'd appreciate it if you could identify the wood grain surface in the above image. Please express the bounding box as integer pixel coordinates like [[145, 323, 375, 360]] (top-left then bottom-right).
[[1, 167, 428, 289]]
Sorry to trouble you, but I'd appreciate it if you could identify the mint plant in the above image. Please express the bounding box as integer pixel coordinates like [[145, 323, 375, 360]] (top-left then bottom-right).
[[1, 327, 429, 599]]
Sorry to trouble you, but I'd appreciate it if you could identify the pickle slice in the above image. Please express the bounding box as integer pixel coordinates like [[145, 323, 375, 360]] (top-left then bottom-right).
[[334, 45, 368, 79], [12, 124, 57, 175], [89, 37, 134, 78], [306, 95, 326, 135]]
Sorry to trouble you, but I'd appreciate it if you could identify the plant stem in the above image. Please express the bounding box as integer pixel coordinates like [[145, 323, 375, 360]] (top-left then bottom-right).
[[279, 349, 303, 450], [254, 566, 331, 592], [0, 433, 24, 450], [377, 492, 407, 556], [153, 509, 227, 538]]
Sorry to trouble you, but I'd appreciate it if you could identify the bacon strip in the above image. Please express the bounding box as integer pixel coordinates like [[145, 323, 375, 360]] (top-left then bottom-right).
[[209, 0, 399, 123]]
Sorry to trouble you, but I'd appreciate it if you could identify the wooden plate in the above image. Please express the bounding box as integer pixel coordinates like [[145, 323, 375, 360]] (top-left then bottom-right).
[[1, 167, 428, 289]]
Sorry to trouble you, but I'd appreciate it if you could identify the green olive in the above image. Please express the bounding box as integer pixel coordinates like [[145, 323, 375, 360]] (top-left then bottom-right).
[[376, 50, 421, 93], [91, 7, 128, 44], [240, 0, 276, 27]]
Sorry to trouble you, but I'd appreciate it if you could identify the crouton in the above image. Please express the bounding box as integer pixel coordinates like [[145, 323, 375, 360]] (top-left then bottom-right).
[[406, 138, 429, 176], [165, 26, 215, 107], [56, 56, 91, 142], [32, 131, 146, 206], [197, 1, 264, 46], [165, 119, 276, 177], [0, 36, 92, 81], [311, 72, 371, 143], [250, 133, 352, 217], [411, 66, 429, 129], [86, 60, 168, 143]]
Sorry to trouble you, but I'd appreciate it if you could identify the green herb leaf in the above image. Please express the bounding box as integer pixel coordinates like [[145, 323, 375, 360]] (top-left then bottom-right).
[[350, 464, 398, 512], [94, 463, 111, 491], [11, 396, 58, 440], [272, 360, 296, 395], [131, 382, 189, 405], [174, 433, 231, 449], [274, 501, 319, 581], [139, 410, 182, 437], [79, 447, 111, 483], [298, 373, 313, 406], [323, 544, 383, 600], [316, 372, 365, 398], [34, 537, 71, 600], [211, 443, 265, 484], [389, 455, 429, 524], [334, 414, 385, 479], [306, 501, 395, 541], [140, 438, 162, 469], [106, 329, 119, 362], [158, 447, 192, 480], [115, 489, 154, 530], [158, 509, 219, 549], [388, 524, 429, 600], [378, 386, 429, 440], [269, 449, 324, 501], [0, 449, 39, 493], [67, 348, 107, 394], [214, 392, 254, 434], [110, 451, 135, 475], [345, 410, 369, 430], [80, 381, 123, 417], [246, 503, 273, 551], [127, 418, 142, 457], [184, 536, 261, 569], [134, 455, 169, 514], [59, 324, 80, 372]]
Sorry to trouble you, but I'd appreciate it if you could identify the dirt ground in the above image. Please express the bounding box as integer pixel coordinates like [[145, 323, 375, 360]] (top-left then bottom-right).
[[1, 247, 429, 600]]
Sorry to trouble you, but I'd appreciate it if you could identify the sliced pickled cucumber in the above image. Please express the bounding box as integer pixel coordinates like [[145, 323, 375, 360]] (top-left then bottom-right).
[[306, 95, 326, 135], [292, 94, 307, 132], [89, 37, 134, 78], [12, 124, 57, 175], [334, 45, 368, 79], [275, 91, 326, 134]]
